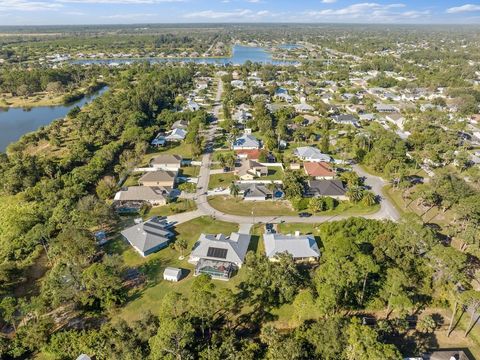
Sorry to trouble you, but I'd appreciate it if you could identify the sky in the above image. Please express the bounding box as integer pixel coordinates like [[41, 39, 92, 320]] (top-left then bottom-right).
[[0, 0, 479, 26]]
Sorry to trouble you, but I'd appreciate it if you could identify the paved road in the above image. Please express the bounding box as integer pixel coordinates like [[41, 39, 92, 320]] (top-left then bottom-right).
[[352, 165, 400, 221], [173, 78, 401, 228]]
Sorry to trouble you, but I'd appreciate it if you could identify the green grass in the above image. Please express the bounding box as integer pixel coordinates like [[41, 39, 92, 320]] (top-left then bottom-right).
[[208, 173, 237, 190], [143, 143, 194, 165], [123, 173, 141, 187], [208, 196, 297, 216], [111, 216, 239, 322], [145, 199, 197, 218], [180, 166, 199, 177], [276, 222, 323, 236], [262, 167, 284, 180], [208, 196, 379, 217]]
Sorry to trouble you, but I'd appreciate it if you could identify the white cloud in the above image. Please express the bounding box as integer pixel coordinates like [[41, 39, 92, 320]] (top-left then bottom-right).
[[446, 4, 480, 14], [321, 0, 337, 3], [101, 12, 158, 18], [57, 0, 183, 3], [304, 2, 430, 22], [184, 8, 272, 20], [0, 0, 62, 12]]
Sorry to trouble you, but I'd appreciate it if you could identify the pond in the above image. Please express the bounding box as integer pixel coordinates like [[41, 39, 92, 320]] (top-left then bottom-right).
[[0, 86, 108, 152], [73, 45, 298, 66]]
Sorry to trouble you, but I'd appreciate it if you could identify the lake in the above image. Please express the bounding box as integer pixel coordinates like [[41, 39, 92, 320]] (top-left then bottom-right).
[[0, 87, 108, 152], [73, 45, 298, 66]]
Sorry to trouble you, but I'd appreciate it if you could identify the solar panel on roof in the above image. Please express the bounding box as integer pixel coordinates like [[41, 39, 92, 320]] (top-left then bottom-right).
[[207, 247, 228, 259]]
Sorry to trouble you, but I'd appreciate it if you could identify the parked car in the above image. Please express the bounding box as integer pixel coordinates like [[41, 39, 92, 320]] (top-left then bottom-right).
[[299, 212, 312, 218]]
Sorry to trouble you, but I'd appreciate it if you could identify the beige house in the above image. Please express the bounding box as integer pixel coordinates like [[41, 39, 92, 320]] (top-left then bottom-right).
[[235, 159, 268, 180], [150, 154, 183, 171], [139, 170, 177, 187]]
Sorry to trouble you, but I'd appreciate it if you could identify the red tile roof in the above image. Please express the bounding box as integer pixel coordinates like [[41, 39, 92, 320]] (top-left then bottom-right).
[[235, 149, 262, 160], [304, 162, 335, 177]]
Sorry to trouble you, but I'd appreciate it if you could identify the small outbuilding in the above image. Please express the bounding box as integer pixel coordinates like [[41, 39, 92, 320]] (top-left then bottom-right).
[[163, 267, 183, 282]]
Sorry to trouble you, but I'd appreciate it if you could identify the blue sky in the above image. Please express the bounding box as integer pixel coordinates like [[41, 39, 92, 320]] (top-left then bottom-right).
[[0, 0, 479, 25]]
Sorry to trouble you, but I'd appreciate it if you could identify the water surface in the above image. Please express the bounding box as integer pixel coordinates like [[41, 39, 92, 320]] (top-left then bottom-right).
[[0, 87, 108, 152]]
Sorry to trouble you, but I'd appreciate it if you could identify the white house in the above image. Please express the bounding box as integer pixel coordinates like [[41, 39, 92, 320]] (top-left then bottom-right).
[[233, 133, 261, 150], [264, 232, 320, 262], [166, 128, 187, 142], [294, 146, 332, 162]]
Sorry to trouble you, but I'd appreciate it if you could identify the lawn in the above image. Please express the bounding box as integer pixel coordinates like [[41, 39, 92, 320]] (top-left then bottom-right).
[[142, 143, 194, 165], [109, 216, 239, 322], [145, 199, 197, 218], [208, 173, 237, 190], [208, 196, 297, 216], [262, 167, 284, 180], [208, 196, 379, 217], [180, 166, 199, 177]]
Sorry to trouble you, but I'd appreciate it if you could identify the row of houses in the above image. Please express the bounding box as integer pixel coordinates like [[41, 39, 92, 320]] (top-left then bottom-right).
[[121, 218, 320, 280]]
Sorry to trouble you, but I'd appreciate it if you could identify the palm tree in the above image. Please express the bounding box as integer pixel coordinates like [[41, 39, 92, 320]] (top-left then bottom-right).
[[346, 186, 364, 203], [229, 182, 240, 197], [362, 191, 376, 206]]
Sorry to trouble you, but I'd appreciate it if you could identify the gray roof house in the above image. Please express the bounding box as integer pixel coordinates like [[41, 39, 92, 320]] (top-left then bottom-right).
[[121, 217, 174, 257], [166, 128, 187, 142], [331, 114, 360, 127], [264, 232, 320, 261], [151, 154, 183, 171], [233, 133, 261, 150], [189, 232, 251, 280], [307, 179, 347, 200], [294, 146, 332, 163], [241, 183, 273, 201], [114, 186, 170, 206]]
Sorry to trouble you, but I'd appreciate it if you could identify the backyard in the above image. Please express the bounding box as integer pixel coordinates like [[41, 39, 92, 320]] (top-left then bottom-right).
[[107, 216, 239, 322]]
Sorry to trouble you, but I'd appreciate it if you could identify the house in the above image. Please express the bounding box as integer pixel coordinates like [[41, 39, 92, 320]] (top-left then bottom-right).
[[233, 133, 261, 150], [375, 103, 398, 113], [186, 100, 200, 111], [304, 162, 335, 180], [139, 170, 177, 187], [234, 109, 252, 123], [307, 179, 347, 200], [423, 350, 473, 360], [189, 232, 251, 280], [231, 80, 245, 88], [359, 113, 375, 121], [163, 267, 182, 282], [166, 128, 187, 142], [263, 232, 320, 262], [172, 119, 189, 130], [385, 113, 406, 130], [241, 183, 273, 201], [235, 159, 268, 180], [151, 154, 183, 171], [331, 114, 360, 127], [195, 80, 209, 90], [294, 103, 314, 113], [151, 133, 166, 147], [114, 186, 170, 206], [294, 146, 332, 163], [235, 149, 262, 161], [121, 217, 174, 257]]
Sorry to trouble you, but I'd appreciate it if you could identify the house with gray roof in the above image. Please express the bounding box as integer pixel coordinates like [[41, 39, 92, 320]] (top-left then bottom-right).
[[264, 232, 320, 262], [189, 232, 251, 280], [294, 146, 332, 163], [241, 183, 273, 201], [233, 133, 261, 150], [150, 154, 183, 171], [166, 128, 187, 142], [307, 179, 347, 200], [139, 170, 177, 188], [121, 217, 174, 257], [114, 186, 170, 206]]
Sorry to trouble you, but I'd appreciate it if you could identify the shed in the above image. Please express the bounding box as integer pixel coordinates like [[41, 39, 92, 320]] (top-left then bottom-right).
[[163, 267, 182, 282]]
